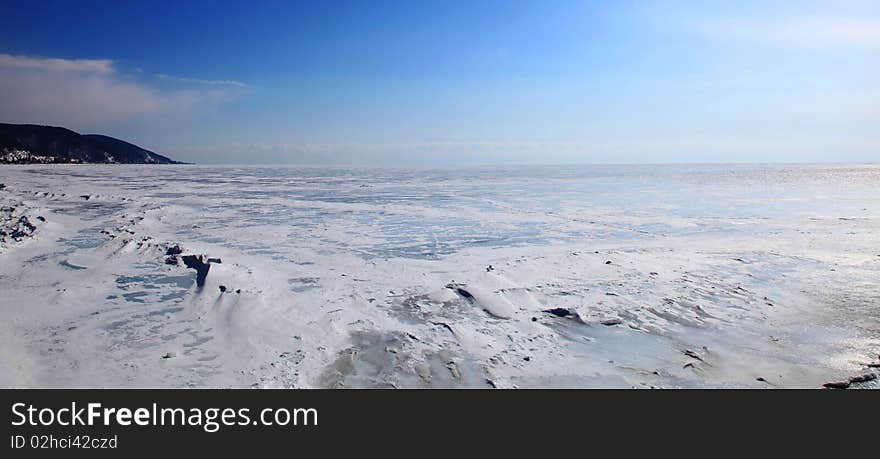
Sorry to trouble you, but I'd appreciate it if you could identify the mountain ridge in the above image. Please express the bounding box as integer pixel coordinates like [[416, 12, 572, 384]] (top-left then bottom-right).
[[0, 123, 181, 164]]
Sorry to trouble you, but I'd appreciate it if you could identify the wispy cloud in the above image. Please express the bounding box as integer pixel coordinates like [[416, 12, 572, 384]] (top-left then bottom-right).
[[155, 73, 247, 87], [0, 53, 245, 129]]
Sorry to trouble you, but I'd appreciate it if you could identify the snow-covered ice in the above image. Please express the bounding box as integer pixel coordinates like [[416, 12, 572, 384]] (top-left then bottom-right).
[[1, 163, 879, 388]]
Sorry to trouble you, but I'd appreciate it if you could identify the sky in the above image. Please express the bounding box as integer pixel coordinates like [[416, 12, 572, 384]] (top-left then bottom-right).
[[0, 0, 878, 164]]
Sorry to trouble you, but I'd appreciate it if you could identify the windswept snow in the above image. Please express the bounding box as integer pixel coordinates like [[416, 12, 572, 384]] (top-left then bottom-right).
[[1, 164, 879, 388]]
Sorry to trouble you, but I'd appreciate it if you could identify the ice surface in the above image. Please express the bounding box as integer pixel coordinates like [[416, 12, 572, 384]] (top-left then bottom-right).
[[1, 163, 879, 388]]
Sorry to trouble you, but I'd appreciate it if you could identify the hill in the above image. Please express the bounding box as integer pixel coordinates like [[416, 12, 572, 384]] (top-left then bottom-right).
[[0, 123, 179, 164]]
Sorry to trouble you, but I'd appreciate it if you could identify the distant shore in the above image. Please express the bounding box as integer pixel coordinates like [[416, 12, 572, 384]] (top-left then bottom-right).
[[1, 150, 189, 165]]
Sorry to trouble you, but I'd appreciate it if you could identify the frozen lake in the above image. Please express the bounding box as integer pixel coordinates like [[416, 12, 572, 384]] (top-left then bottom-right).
[[1, 163, 879, 388]]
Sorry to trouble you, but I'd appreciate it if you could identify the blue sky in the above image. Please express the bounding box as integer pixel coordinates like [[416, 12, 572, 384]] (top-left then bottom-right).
[[0, 0, 877, 164]]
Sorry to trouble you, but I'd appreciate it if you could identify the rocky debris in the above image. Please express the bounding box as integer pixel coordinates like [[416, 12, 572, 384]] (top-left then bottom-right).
[[165, 244, 183, 256], [1, 212, 38, 243], [12, 216, 36, 239]]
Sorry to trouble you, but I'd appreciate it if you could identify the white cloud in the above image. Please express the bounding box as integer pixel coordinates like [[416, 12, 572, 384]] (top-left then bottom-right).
[[0, 53, 244, 129], [0, 54, 113, 73]]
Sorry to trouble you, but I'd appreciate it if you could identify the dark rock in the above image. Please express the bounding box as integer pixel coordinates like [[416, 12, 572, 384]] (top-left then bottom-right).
[[605, 260, 612, 265], [207, 257, 222, 264], [445, 284, 476, 303], [601, 318, 623, 326], [235, 289, 241, 294], [219, 285, 227, 293], [683, 349, 704, 361], [36, 216, 45, 222], [823, 381, 851, 389], [165, 244, 183, 256], [80, 195, 91, 200], [181, 255, 211, 288], [523, 356, 531, 362], [456, 287, 474, 302], [161, 353, 174, 359], [544, 307, 573, 318], [0, 183, 5, 190], [164, 256, 178, 265], [429, 321, 455, 334], [849, 373, 877, 384]]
